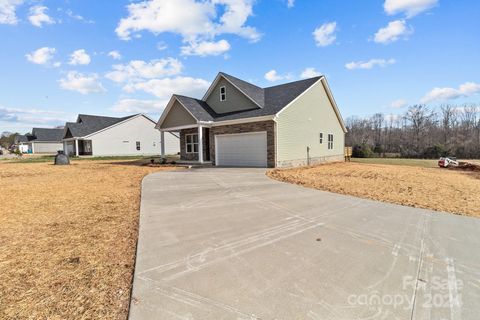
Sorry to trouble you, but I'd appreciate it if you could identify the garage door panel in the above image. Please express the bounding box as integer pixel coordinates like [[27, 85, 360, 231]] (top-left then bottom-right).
[[215, 132, 267, 167]]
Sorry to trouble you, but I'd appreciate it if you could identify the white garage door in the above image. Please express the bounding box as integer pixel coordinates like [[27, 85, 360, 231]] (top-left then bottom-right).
[[215, 131, 267, 167]]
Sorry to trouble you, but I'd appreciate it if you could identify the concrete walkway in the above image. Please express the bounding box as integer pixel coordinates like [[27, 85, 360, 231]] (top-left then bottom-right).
[[129, 168, 480, 320]]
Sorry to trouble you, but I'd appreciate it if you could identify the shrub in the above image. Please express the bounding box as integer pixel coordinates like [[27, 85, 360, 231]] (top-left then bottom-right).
[[422, 144, 448, 159], [352, 143, 374, 158]]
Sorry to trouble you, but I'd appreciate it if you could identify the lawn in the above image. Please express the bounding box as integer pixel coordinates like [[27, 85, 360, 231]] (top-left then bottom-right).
[[268, 161, 480, 217], [4, 154, 180, 163], [0, 159, 177, 319]]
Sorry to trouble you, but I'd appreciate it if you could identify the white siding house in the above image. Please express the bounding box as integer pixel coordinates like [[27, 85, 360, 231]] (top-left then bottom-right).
[[63, 114, 179, 157]]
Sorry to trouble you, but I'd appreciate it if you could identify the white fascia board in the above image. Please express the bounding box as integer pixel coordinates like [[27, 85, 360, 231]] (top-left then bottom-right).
[[155, 96, 199, 130], [320, 77, 348, 133], [274, 76, 347, 133], [275, 77, 323, 118], [140, 113, 158, 125], [32, 140, 62, 143], [202, 73, 263, 109], [160, 115, 276, 130], [159, 124, 200, 132], [210, 115, 275, 127], [84, 114, 144, 139]]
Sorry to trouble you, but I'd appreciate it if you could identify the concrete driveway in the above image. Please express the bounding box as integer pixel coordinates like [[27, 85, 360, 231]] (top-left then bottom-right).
[[129, 168, 480, 320]]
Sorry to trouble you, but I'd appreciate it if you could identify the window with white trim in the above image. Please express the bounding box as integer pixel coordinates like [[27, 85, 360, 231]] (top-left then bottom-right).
[[328, 134, 334, 150], [136, 141, 141, 151], [220, 86, 226, 101], [185, 133, 199, 153], [319, 132, 323, 144]]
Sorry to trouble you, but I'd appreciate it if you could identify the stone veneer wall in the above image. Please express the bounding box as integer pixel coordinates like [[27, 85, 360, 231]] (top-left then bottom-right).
[[209, 120, 276, 167]]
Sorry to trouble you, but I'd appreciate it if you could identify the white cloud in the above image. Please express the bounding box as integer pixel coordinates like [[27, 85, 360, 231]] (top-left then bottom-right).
[[58, 71, 106, 94], [157, 41, 168, 51], [105, 58, 183, 83], [181, 39, 231, 56], [115, 0, 261, 45], [69, 49, 91, 65], [420, 82, 480, 104], [123, 76, 210, 99], [28, 5, 54, 27], [390, 99, 408, 109], [287, 0, 295, 8], [25, 47, 56, 65], [374, 20, 412, 44], [345, 58, 396, 70], [300, 67, 322, 79], [384, 0, 438, 18], [0, 0, 23, 25], [264, 70, 287, 82], [0, 105, 73, 125], [112, 98, 166, 113], [64, 9, 94, 24], [108, 50, 122, 60], [313, 22, 337, 47]]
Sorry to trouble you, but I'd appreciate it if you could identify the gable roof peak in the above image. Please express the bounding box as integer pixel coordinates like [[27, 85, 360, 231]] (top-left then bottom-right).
[[203, 72, 265, 108]]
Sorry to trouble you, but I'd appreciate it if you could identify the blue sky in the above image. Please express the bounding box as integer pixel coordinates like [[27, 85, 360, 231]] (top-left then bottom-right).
[[1, 0, 479, 133]]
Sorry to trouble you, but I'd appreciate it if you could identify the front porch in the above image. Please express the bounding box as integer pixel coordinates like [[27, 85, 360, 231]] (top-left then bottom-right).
[[156, 95, 276, 167], [160, 124, 211, 164], [64, 139, 93, 157]]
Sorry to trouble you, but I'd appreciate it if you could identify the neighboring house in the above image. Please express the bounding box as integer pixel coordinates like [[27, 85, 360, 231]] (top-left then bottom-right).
[[13, 134, 33, 153], [156, 72, 347, 167], [31, 128, 64, 154], [62, 113, 179, 157], [13, 128, 64, 154]]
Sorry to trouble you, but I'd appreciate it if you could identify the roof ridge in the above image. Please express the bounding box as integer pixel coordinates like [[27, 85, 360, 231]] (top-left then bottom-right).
[[174, 94, 201, 100], [219, 72, 263, 90], [264, 76, 323, 90], [78, 113, 125, 119]]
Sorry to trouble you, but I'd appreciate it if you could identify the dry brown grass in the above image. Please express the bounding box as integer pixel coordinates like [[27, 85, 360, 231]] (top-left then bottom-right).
[[0, 160, 176, 319], [268, 162, 480, 217]]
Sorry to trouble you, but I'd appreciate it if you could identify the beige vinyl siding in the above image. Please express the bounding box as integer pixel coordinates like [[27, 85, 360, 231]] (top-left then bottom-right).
[[206, 78, 258, 114], [276, 80, 345, 166], [33, 141, 63, 153], [160, 101, 197, 129]]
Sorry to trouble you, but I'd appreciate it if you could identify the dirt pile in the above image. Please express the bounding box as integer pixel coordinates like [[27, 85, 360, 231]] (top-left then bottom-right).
[[451, 162, 480, 172]]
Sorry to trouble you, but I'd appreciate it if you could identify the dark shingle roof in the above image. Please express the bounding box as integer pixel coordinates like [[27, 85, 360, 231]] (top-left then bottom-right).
[[64, 114, 137, 138], [31, 128, 64, 142], [219, 72, 265, 107], [15, 134, 31, 143], [173, 75, 322, 122], [175, 95, 216, 122], [214, 76, 322, 121]]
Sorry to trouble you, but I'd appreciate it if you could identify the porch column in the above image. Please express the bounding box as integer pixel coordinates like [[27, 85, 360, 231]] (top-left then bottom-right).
[[160, 131, 165, 159], [75, 139, 79, 157], [31, 142, 35, 154], [198, 125, 203, 163], [63, 141, 67, 154]]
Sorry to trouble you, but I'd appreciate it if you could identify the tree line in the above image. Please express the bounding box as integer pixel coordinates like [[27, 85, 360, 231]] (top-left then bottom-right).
[[345, 104, 480, 159]]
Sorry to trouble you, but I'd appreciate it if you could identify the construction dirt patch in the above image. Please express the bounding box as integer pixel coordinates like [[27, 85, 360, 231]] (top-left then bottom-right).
[[268, 162, 480, 217], [0, 160, 177, 319]]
